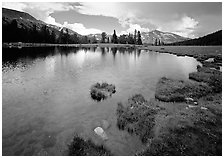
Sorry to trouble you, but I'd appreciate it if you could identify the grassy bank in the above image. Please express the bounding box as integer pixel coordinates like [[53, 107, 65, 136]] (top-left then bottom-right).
[[67, 134, 111, 156], [155, 77, 212, 102], [2, 42, 140, 48], [144, 46, 222, 71], [136, 93, 222, 156], [189, 66, 222, 93]]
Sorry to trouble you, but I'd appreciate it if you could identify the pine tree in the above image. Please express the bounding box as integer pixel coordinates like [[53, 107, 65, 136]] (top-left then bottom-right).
[[134, 29, 137, 44], [112, 30, 118, 44], [107, 37, 110, 43], [154, 39, 157, 46], [101, 32, 106, 43], [137, 31, 143, 45], [92, 35, 97, 44], [50, 30, 56, 43], [158, 39, 161, 46]]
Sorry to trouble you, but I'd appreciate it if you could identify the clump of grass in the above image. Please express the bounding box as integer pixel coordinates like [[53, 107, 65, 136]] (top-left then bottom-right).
[[155, 77, 212, 102], [116, 94, 158, 143], [90, 82, 116, 101], [68, 134, 111, 156], [136, 108, 222, 156], [189, 67, 222, 93]]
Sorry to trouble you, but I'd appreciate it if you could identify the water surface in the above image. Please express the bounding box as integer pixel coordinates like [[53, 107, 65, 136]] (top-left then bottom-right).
[[2, 46, 200, 155]]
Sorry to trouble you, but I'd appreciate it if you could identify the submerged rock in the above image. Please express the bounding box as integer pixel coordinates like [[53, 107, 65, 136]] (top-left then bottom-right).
[[101, 120, 110, 130], [90, 82, 116, 101], [94, 127, 108, 140]]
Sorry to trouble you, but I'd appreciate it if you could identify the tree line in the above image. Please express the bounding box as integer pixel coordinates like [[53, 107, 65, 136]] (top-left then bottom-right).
[[3, 19, 143, 45], [3, 19, 81, 44]]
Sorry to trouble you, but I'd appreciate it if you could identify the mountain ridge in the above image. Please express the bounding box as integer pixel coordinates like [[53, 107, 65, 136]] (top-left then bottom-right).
[[168, 30, 222, 46]]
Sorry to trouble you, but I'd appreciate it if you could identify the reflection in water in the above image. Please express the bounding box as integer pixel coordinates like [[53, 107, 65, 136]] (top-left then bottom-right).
[[2, 46, 201, 156], [45, 56, 56, 79]]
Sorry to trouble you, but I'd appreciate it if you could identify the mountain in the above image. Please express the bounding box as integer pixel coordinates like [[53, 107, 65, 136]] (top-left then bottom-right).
[[2, 8, 80, 41], [87, 33, 112, 42], [141, 30, 190, 44], [169, 30, 222, 46]]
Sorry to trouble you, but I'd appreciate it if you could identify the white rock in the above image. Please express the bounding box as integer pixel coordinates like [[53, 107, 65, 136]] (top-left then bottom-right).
[[94, 127, 108, 140], [185, 97, 194, 102], [188, 105, 197, 108], [205, 58, 214, 62], [201, 107, 208, 110]]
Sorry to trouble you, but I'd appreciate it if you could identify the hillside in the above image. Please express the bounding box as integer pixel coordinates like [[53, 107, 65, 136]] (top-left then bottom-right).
[[141, 30, 190, 44], [2, 8, 81, 43], [169, 30, 222, 46]]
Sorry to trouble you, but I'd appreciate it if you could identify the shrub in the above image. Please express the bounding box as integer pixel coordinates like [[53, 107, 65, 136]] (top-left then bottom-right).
[[68, 134, 111, 156], [116, 94, 158, 143], [90, 82, 116, 101]]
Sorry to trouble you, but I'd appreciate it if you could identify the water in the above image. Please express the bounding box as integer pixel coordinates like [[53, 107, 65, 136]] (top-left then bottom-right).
[[2, 46, 201, 156]]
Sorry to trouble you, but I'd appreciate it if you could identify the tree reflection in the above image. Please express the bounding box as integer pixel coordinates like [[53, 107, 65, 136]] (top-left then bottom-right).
[[111, 47, 117, 60]]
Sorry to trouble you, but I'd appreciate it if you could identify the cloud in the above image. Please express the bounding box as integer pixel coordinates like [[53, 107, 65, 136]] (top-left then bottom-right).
[[3, 2, 199, 37], [119, 24, 150, 35], [2, 2, 27, 12], [76, 2, 139, 28], [45, 16, 62, 27], [62, 22, 102, 35], [75, 3, 199, 37], [3, 2, 73, 22], [2, 2, 102, 35], [158, 16, 199, 38]]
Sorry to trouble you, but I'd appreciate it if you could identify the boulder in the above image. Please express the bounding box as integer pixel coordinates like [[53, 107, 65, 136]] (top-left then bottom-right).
[[94, 127, 108, 140]]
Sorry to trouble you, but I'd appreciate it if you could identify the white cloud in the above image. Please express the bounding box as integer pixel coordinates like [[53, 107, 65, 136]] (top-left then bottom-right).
[[62, 22, 102, 35], [158, 16, 199, 38], [2, 2, 102, 35], [75, 3, 199, 37], [2, 2, 27, 12], [119, 24, 150, 35], [45, 16, 62, 27], [76, 2, 139, 28], [127, 24, 150, 33], [3, 2, 73, 22], [2, 2, 199, 37]]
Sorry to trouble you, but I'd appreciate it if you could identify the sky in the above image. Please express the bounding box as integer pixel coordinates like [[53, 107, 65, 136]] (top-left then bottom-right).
[[2, 2, 222, 38]]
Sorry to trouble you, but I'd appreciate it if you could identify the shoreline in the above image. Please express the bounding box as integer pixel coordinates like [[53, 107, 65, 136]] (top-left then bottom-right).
[[3, 42, 222, 70]]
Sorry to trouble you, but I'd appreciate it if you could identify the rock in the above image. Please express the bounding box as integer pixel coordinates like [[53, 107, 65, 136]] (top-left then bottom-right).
[[188, 105, 197, 108], [201, 107, 208, 110], [194, 102, 198, 105], [185, 97, 194, 102], [185, 97, 195, 104], [205, 58, 214, 62], [94, 127, 108, 140], [101, 120, 110, 130]]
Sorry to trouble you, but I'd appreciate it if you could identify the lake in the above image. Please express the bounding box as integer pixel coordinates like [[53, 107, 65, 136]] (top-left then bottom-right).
[[2, 46, 201, 155]]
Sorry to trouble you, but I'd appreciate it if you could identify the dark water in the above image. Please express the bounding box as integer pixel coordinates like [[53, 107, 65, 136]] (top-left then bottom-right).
[[2, 47, 201, 155]]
